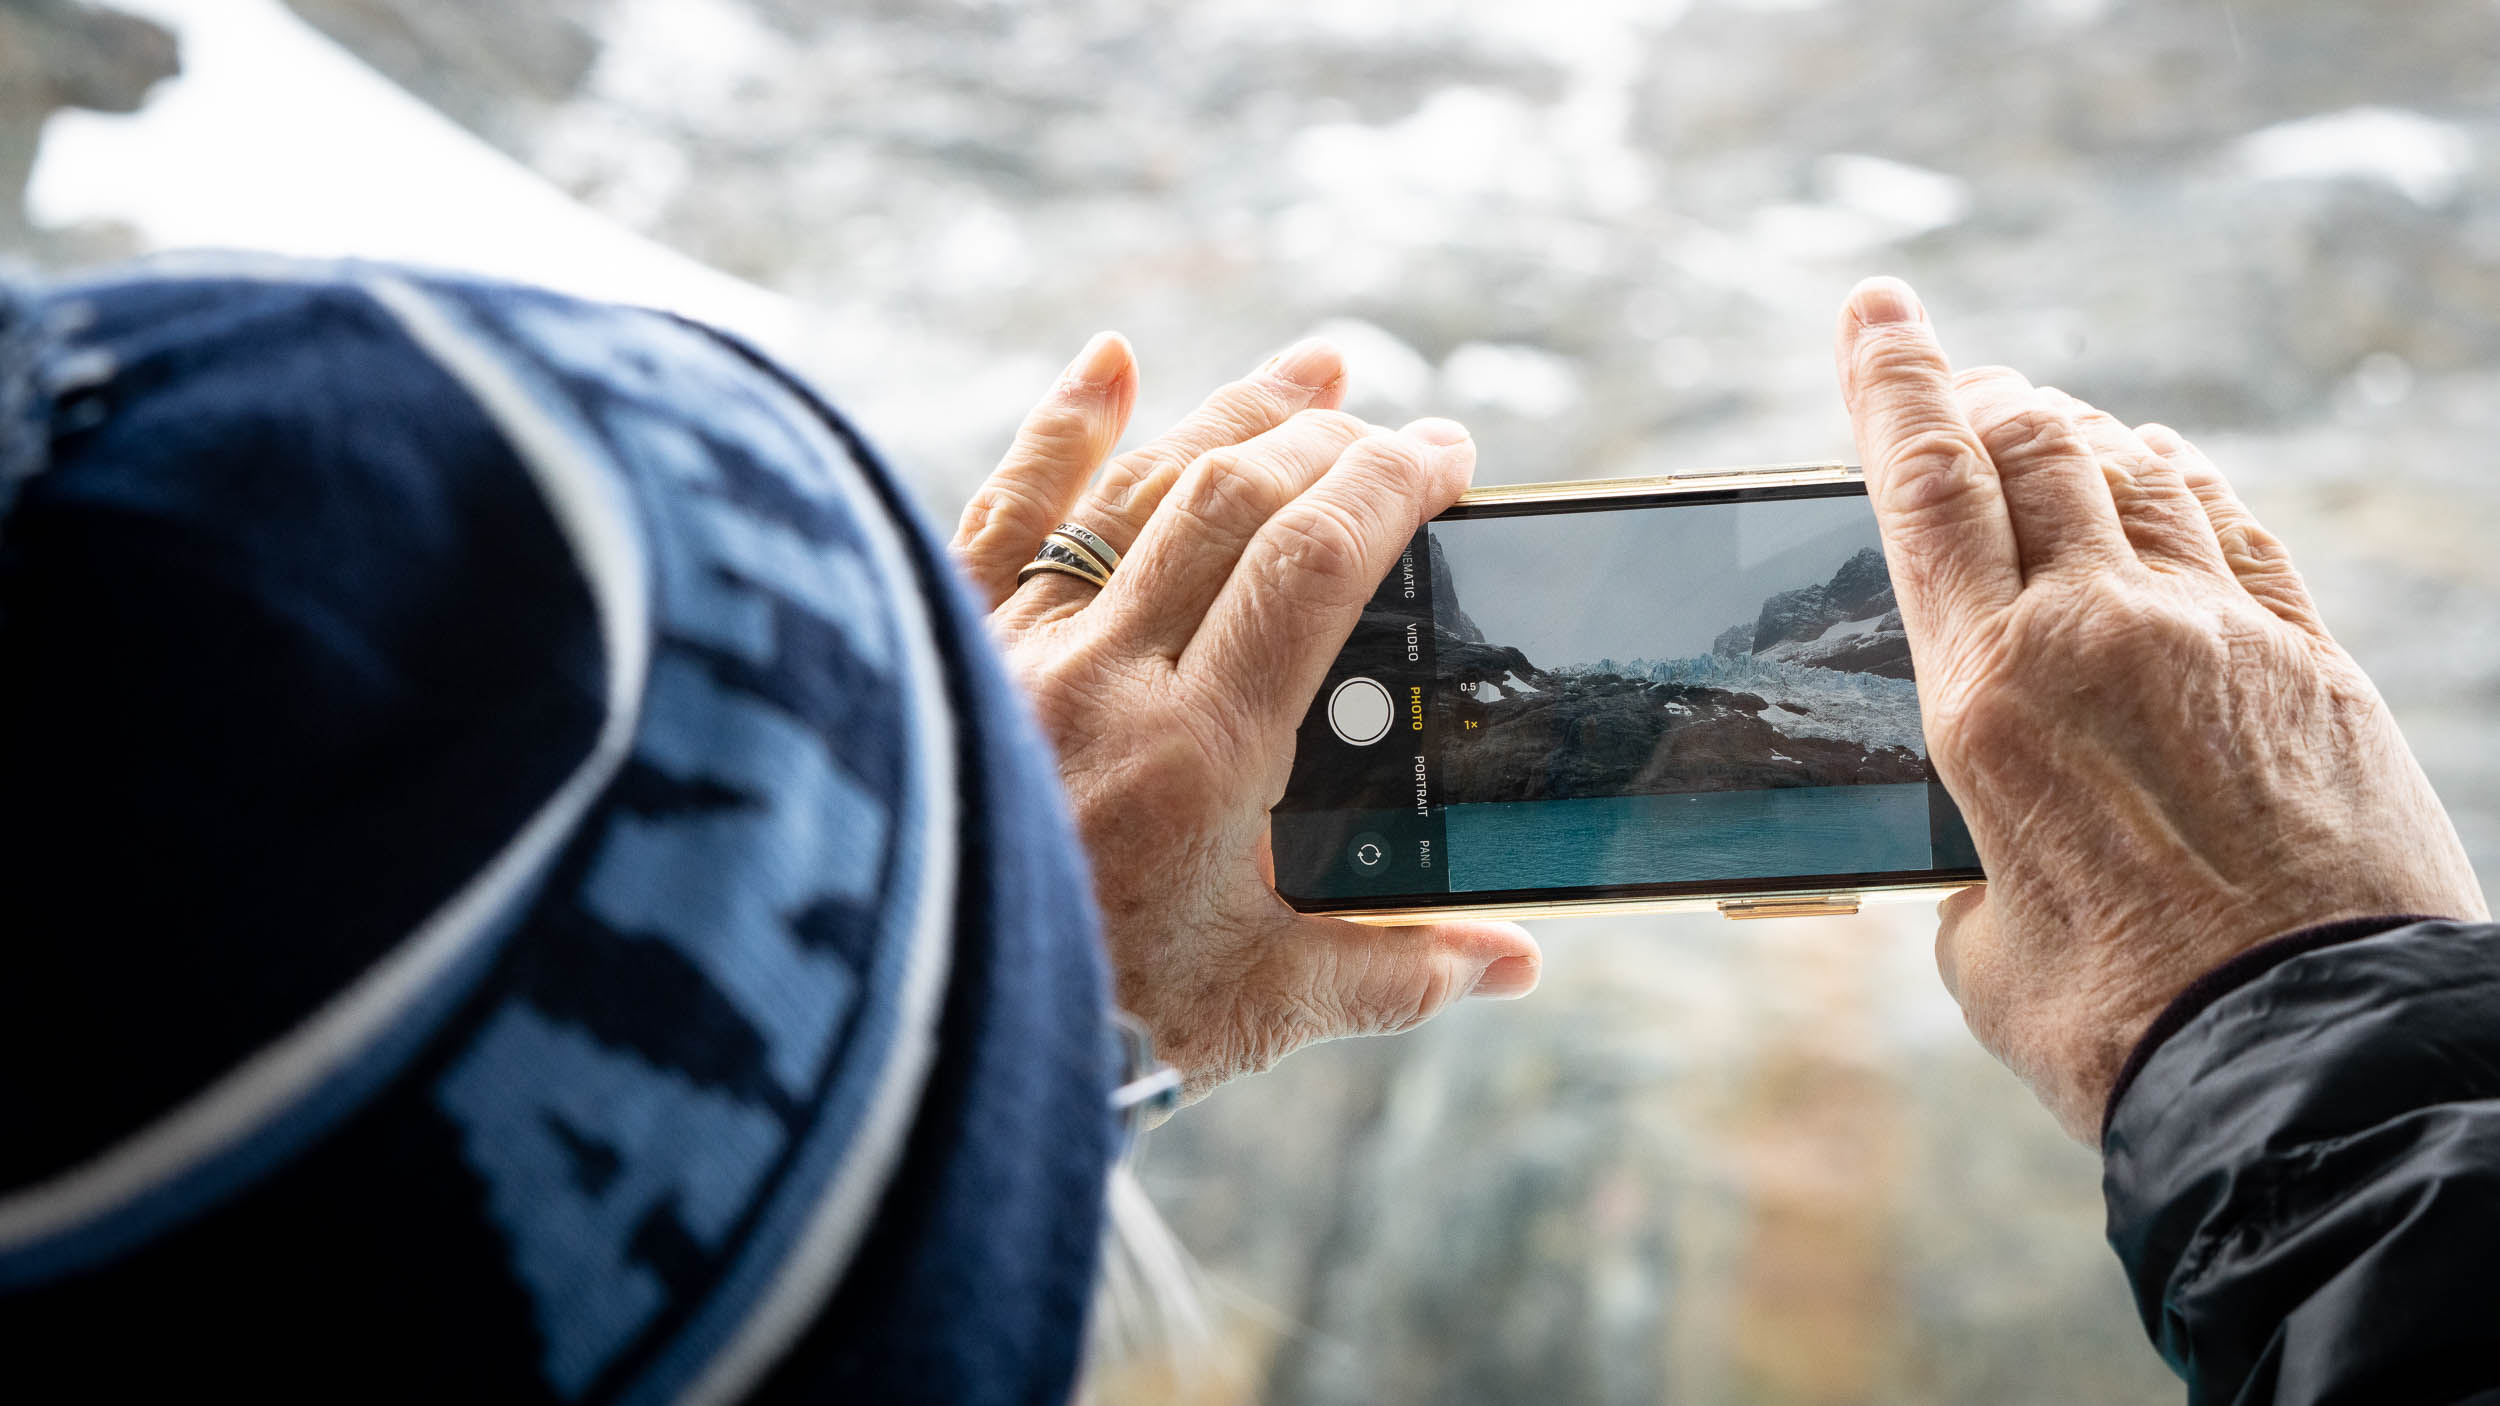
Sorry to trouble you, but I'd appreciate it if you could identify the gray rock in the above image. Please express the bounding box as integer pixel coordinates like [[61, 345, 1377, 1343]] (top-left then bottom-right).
[[1752, 547, 1897, 654], [279, 0, 606, 156], [1431, 537, 1487, 645]]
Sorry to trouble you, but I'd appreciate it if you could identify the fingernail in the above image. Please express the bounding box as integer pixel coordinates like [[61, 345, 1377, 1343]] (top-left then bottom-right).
[[1061, 331, 1128, 388], [1851, 277, 1925, 328], [2137, 422, 2183, 452], [1467, 955, 1540, 1001], [1265, 336, 1342, 390], [1403, 416, 1471, 447]]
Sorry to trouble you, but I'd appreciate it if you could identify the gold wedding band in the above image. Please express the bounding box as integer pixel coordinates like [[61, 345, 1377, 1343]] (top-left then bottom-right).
[[1048, 521, 1122, 572], [1017, 538, 1112, 590], [1017, 559, 1110, 590]]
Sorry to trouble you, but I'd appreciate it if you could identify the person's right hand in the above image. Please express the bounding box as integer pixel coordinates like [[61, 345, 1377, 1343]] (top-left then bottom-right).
[[1836, 277, 2489, 1144]]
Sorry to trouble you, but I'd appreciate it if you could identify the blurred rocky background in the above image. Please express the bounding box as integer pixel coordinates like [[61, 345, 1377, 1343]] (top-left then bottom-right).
[[0, 0, 174, 250], [9, 1, 2498, 1401]]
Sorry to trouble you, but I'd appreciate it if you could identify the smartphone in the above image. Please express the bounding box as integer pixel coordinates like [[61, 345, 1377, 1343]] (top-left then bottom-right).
[[1270, 462, 1984, 923]]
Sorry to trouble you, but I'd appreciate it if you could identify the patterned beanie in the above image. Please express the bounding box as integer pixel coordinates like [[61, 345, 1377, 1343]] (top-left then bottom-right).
[[0, 258, 1119, 1404]]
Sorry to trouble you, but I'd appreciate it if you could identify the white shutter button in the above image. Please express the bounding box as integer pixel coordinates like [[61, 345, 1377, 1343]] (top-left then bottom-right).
[[1326, 677, 1396, 746]]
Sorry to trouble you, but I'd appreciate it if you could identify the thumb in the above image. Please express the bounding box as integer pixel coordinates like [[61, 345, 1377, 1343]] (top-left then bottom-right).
[[1933, 883, 1991, 1006], [1158, 915, 1542, 1103], [1292, 917, 1543, 1040]]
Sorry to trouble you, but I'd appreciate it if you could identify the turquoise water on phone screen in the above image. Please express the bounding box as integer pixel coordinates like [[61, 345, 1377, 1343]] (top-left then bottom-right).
[[1443, 783, 1932, 893]]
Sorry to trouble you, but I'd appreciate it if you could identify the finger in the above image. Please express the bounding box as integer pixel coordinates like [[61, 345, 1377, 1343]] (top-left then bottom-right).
[[2036, 390, 2230, 576], [951, 331, 1138, 606], [1102, 408, 1383, 659], [1934, 884, 1990, 1006], [1112, 337, 1351, 500], [1179, 420, 1473, 738], [1172, 914, 1541, 1101], [1008, 337, 1348, 620], [1834, 278, 2023, 660], [1286, 915, 1544, 1039], [1952, 368, 2134, 578], [2137, 423, 2327, 631]]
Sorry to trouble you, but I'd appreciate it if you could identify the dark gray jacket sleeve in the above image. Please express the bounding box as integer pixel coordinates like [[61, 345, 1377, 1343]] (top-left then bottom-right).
[[2101, 918, 2500, 1405]]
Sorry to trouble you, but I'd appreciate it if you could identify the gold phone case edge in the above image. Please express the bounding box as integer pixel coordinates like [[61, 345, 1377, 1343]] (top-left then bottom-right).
[[1300, 460, 1978, 924]]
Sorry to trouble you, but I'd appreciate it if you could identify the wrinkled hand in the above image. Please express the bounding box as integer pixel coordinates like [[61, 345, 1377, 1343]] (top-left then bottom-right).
[[951, 332, 1543, 1103], [1836, 278, 2488, 1143]]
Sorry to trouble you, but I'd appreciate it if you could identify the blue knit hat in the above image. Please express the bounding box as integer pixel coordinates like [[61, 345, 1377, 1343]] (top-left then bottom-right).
[[0, 270, 49, 517], [0, 258, 1118, 1404]]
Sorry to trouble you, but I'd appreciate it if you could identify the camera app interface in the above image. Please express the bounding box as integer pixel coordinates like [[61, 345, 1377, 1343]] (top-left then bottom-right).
[[1272, 490, 1980, 904]]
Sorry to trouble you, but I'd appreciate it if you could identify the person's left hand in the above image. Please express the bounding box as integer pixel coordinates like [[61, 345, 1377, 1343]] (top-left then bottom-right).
[[951, 332, 1544, 1103]]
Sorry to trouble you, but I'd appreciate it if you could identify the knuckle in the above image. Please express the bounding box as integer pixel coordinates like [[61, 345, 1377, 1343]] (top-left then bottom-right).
[[2097, 453, 2147, 501], [1981, 405, 2089, 465], [2216, 520, 2291, 573], [1365, 964, 1461, 1036], [1877, 428, 2000, 518], [2113, 442, 2184, 489], [1205, 380, 1298, 439], [2182, 476, 2236, 515], [1848, 323, 1951, 395], [954, 484, 1051, 562], [2061, 398, 2122, 433], [950, 494, 995, 550], [1953, 363, 2025, 392], [2135, 422, 2192, 458], [2178, 460, 2230, 497], [1184, 445, 1245, 482], [1173, 448, 1282, 528], [1264, 497, 1377, 594], [1339, 431, 1434, 483], [1017, 401, 1096, 450], [969, 473, 1050, 525], [1349, 987, 1435, 1038], [1093, 453, 1176, 517], [1291, 407, 1369, 439]]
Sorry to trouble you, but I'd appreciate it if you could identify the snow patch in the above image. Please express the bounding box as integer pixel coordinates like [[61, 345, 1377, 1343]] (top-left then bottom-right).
[[1811, 613, 1885, 643], [1814, 154, 1973, 236], [27, 0, 798, 348], [1646, 652, 1928, 757], [1441, 341, 1586, 420], [1748, 154, 1971, 260], [2236, 107, 2474, 208]]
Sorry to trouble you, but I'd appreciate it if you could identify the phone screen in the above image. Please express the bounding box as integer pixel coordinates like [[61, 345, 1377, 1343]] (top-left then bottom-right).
[[1271, 481, 1982, 911]]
